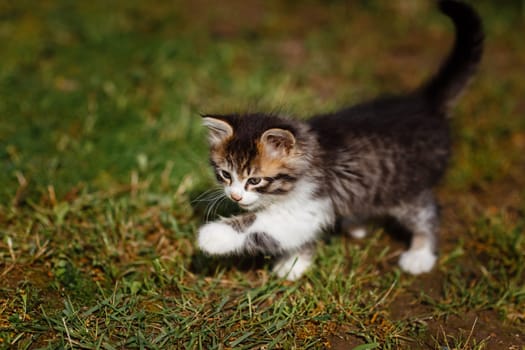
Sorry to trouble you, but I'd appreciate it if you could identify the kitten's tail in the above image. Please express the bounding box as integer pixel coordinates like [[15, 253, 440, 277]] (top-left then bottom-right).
[[421, 0, 484, 112]]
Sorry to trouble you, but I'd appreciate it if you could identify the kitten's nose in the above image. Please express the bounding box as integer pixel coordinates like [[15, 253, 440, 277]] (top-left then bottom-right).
[[230, 193, 243, 202]]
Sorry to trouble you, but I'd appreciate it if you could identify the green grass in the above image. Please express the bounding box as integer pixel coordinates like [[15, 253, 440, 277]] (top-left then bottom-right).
[[1, 1, 525, 349]]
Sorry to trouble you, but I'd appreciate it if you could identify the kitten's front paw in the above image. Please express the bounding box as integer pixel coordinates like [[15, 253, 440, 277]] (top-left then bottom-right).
[[398, 248, 437, 275], [198, 222, 245, 255]]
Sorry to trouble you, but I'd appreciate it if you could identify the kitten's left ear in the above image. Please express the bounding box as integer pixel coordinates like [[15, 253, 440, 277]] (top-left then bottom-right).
[[202, 116, 233, 146], [260, 128, 296, 158]]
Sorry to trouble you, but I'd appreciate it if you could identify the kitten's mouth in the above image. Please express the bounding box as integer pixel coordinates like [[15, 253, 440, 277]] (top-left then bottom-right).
[[238, 202, 257, 210]]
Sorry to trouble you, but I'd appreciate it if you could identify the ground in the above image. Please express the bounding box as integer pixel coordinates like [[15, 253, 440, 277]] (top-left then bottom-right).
[[1, 0, 524, 349]]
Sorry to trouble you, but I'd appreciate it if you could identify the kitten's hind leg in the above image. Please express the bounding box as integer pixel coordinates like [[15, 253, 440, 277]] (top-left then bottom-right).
[[341, 217, 368, 239], [390, 191, 439, 275], [273, 244, 316, 281]]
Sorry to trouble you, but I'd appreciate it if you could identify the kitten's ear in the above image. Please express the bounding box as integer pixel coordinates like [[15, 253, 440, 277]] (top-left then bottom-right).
[[260, 128, 296, 158], [202, 116, 233, 146]]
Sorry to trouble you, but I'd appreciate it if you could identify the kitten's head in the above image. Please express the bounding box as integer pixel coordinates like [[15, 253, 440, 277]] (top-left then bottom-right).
[[202, 113, 310, 210]]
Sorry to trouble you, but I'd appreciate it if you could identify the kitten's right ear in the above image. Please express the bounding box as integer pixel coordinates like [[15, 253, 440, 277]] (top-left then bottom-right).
[[202, 116, 233, 146], [260, 128, 296, 158]]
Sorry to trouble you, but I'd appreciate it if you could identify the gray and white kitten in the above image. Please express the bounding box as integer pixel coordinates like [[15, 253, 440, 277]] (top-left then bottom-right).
[[197, 0, 483, 280]]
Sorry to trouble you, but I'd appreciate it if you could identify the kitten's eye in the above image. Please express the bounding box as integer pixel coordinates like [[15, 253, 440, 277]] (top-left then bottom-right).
[[247, 177, 262, 186], [220, 170, 231, 180]]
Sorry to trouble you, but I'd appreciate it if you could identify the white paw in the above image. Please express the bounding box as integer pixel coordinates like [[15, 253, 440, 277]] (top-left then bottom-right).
[[197, 222, 245, 255], [398, 248, 437, 275], [349, 227, 367, 239], [273, 254, 313, 281]]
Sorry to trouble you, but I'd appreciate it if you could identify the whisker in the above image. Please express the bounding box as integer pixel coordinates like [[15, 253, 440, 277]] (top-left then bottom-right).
[[212, 196, 228, 220], [205, 192, 227, 222], [191, 188, 223, 204]]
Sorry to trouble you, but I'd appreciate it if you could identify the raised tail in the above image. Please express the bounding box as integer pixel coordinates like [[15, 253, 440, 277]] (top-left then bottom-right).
[[421, 0, 484, 112]]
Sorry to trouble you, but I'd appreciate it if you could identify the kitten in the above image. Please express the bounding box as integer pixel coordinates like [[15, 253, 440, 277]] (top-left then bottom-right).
[[197, 0, 483, 280]]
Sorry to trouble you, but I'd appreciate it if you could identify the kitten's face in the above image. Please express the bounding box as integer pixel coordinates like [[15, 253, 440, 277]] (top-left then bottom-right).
[[203, 115, 304, 210]]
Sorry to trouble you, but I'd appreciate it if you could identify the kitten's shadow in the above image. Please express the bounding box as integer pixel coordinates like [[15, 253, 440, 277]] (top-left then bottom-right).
[[380, 217, 412, 245], [190, 252, 270, 277]]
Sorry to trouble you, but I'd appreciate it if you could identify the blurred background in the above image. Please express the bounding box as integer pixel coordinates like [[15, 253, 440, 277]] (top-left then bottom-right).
[[1, 0, 524, 202]]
